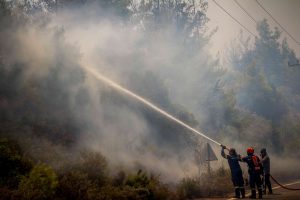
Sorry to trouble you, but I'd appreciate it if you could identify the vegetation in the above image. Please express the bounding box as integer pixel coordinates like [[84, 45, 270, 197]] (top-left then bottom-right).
[[0, 135, 233, 199], [18, 164, 58, 200], [177, 167, 232, 199]]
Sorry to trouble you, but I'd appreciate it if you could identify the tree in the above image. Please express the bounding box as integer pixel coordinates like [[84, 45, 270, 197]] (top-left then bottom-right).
[[75, 150, 108, 186], [226, 19, 300, 153], [18, 164, 58, 200]]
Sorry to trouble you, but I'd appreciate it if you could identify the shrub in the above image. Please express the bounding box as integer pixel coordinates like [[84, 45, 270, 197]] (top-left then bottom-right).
[[125, 169, 172, 200], [177, 177, 202, 199], [87, 185, 139, 200], [112, 170, 126, 186], [88, 169, 173, 200], [177, 167, 233, 199], [0, 137, 33, 188], [18, 163, 58, 200], [57, 170, 91, 200], [76, 150, 108, 186]]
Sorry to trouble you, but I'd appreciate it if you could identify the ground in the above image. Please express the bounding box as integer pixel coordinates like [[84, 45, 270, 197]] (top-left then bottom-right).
[[194, 181, 300, 200]]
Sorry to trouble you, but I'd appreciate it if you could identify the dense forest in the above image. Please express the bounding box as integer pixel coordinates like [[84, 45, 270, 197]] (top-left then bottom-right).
[[1, 0, 300, 199]]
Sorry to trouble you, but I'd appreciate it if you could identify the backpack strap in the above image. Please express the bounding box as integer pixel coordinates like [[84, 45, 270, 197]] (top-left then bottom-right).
[[252, 155, 261, 171]]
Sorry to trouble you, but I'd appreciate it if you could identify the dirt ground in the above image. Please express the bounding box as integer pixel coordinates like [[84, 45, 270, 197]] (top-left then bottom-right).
[[194, 181, 300, 200]]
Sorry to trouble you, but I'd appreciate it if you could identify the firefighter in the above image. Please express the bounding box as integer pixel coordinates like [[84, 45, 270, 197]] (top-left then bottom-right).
[[221, 145, 245, 198], [241, 147, 263, 199], [260, 148, 272, 194]]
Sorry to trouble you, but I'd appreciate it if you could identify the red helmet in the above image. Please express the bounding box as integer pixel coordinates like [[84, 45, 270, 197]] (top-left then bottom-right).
[[247, 147, 254, 154]]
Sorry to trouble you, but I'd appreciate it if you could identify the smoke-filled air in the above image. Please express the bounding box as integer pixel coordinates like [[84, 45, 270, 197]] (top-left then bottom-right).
[[1, 0, 300, 199]]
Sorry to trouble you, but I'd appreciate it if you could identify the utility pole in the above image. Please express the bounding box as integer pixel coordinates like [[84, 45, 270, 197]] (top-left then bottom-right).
[[207, 143, 211, 175]]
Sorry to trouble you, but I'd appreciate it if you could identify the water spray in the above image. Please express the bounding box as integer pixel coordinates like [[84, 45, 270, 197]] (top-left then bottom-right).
[[84, 66, 222, 147]]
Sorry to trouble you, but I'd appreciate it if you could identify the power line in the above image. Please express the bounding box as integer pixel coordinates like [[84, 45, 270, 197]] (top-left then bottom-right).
[[233, 0, 257, 24], [255, 0, 300, 45], [211, 0, 256, 37]]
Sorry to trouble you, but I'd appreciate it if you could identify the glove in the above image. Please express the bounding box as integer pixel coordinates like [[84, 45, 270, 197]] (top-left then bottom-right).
[[221, 144, 226, 149]]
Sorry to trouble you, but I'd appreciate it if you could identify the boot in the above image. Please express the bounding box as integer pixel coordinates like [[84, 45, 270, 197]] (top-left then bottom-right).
[[249, 190, 256, 199], [268, 185, 273, 194], [268, 190, 273, 194], [234, 188, 240, 198], [240, 187, 245, 198], [258, 189, 263, 199]]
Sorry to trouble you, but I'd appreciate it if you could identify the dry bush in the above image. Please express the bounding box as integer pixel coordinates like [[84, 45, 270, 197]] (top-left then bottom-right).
[[177, 166, 233, 199]]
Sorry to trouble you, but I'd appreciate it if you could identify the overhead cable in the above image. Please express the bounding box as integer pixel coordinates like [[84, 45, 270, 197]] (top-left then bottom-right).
[[255, 0, 300, 45], [234, 0, 257, 24], [211, 0, 256, 37]]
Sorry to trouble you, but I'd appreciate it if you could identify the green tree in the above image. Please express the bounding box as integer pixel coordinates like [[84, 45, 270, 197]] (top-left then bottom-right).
[[18, 164, 58, 200], [226, 19, 300, 153]]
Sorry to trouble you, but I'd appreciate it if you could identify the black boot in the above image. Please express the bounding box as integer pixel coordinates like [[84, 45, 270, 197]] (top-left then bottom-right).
[[249, 190, 256, 199], [258, 189, 263, 199], [268, 185, 273, 194], [240, 188, 245, 198], [235, 188, 240, 198]]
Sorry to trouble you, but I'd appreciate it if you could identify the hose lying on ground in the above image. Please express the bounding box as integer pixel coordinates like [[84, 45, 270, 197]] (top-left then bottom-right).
[[270, 174, 300, 190]]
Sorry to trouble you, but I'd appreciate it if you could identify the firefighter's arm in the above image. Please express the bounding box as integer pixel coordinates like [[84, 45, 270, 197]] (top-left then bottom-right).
[[221, 145, 227, 159], [240, 156, 247, 162], [259, 155, 267, 163], [237, 154, 242, 161]]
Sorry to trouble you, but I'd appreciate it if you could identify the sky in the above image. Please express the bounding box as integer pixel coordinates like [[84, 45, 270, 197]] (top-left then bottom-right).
[[206, 0, 300, 59]]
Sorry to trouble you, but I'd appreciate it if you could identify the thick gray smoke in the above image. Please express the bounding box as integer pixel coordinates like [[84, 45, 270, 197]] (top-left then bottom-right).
[[0, 1, 216, 182], [2, 0, 299, 182]]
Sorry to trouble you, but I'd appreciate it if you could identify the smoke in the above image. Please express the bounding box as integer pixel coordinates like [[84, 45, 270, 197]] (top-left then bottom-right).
[[0, 1, 213, 182], [43, 3, 217, 180], [2, 0, 299, 183]]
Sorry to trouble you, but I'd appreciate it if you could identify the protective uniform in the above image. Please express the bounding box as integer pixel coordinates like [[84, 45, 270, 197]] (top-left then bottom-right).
[[221, 146, 245, 198], [241, 148, 263, 199], [260, 148, 272, 194]]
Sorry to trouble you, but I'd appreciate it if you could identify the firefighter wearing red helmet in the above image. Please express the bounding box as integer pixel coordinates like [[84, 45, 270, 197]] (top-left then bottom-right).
[[241, 147, 263, 199], [247, 147, 254, 154]]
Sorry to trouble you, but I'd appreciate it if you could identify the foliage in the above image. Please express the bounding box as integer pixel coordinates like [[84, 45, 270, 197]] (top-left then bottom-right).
[[131, 0, 209, 42], [77, 150, 108, 186], [87, 169, 172, 200], [57, 170, 91, 200], [18, 164, 58, 200], [177, 166, 232, 199], [0, 137, 33, 188], [177, 177, 202, 199], [226, 18, 300, 153]]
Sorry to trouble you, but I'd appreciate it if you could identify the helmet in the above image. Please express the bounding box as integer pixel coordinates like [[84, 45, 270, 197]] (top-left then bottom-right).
[[229, 148, 237, 156], [260, 148, 266, 154], [247, 147, 254, 155]]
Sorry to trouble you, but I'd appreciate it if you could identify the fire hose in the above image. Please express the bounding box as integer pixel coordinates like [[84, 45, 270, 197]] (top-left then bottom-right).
[[270, 174, 300, 191]]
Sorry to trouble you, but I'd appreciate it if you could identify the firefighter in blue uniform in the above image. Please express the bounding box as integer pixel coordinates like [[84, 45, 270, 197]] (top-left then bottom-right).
[[241, 147, 263, 199], [221, 145, 245, 198]]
